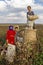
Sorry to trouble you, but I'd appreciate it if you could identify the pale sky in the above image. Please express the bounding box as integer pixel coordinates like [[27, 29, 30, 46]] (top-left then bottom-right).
[[0, 0, 43, 24]]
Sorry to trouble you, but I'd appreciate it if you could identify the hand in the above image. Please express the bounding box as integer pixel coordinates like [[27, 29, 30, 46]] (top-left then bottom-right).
[[6, 39, 8, 43]]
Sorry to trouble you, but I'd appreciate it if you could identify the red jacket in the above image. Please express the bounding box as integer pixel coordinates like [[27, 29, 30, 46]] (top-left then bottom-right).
[[6, 30, 16, 45]]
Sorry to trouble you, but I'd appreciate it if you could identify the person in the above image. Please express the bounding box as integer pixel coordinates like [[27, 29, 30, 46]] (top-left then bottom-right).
[[15, 27, 24, 43], [27, 6, 35, 29], [14, 26, 19, 42], [6, 25, 16, 63]]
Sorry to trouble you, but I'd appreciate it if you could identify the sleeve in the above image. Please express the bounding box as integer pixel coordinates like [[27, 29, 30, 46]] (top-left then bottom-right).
[[27, 12, 28, 18], [32, 11, 34, 15], [27, 12, 29, 22]]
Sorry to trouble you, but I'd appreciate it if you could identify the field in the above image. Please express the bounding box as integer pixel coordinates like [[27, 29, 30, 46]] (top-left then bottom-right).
[[0, 24, 43, 65]]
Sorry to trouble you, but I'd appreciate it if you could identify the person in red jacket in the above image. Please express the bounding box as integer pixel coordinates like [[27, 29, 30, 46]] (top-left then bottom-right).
[[6, 25, 16, 63], [6, 25, 16, 45]]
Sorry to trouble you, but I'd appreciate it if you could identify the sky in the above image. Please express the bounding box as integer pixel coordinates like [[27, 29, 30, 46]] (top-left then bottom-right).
[[0, 0, 43, 24]]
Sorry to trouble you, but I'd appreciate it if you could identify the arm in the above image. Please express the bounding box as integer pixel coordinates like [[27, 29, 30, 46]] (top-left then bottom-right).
[[27, 12, 29, 19], [27, 12, 29, 22]]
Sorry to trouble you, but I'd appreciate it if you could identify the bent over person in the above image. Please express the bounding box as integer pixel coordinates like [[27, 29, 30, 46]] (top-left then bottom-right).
[[6, 25, 16, 63]]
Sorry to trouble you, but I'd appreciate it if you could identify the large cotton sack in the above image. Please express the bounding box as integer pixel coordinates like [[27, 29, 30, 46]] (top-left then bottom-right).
[[28, 15, 38, 21]]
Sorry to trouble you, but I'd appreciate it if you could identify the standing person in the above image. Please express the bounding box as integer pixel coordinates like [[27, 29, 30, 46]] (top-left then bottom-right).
[[6, 25, 16, 63], [27, 6, 35, 29], [15, 26, 19, 42]]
